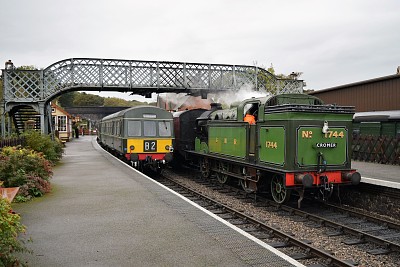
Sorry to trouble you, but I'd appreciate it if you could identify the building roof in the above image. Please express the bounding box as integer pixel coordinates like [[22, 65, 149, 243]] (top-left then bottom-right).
[[51, 103, 72, 117], [309, 74, 400, 95]]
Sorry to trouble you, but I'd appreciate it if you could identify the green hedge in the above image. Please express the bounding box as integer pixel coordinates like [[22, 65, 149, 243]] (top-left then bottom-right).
[[0, 197, 29, 266], [21, 131, 64, 164]]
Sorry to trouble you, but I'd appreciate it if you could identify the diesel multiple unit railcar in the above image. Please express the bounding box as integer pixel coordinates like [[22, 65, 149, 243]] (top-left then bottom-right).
[[98, 106, 174, 172], [173, 93, 361, 205]]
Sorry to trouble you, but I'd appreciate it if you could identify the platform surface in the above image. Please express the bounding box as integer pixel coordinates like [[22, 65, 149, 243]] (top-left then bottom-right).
[[14, 136, 302, 267], [352, 161, 400, 189]]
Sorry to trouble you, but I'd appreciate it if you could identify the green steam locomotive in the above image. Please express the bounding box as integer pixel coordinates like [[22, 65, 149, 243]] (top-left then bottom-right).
[[173, 93, 361, 206]]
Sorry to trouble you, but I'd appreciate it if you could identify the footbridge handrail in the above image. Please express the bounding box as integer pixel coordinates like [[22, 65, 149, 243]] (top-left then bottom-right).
[[1, 58, 303, 136], [2, 58, 303, 105]]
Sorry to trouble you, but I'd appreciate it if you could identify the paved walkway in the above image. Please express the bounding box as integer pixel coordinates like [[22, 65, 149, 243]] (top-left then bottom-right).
[[14, 136, 300, 267], [353, 160, 400, 189]]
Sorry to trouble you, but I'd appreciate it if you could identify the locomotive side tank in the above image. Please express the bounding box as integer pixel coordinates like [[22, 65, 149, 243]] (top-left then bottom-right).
[[178, 93, 360, 205], [98, 106, 174, 172]]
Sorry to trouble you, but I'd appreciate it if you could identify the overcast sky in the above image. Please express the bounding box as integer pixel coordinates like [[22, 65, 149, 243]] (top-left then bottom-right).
[[1, 0, 399, 101]]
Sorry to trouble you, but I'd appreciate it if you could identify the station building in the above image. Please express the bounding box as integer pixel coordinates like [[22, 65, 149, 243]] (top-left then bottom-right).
[[51, 103, 73, 142], [308, 67, 400, 137]]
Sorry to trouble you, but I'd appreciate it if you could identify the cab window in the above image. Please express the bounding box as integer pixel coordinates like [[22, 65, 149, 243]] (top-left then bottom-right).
[[127, 121, 141, 136], [159, 121, 171, 137], [144, 121, 156, 137]]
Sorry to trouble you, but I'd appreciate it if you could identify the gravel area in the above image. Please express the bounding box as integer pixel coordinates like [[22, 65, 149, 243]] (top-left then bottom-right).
[[163, 169, 400, 267], [339, 187, 400, 223]]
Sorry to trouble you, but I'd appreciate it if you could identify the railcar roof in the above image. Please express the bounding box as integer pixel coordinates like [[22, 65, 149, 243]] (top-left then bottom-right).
[[101, 105, 172, 121], [353, 110, 400, 122]]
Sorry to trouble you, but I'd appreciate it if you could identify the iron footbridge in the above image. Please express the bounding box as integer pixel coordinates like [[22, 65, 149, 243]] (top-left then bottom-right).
[[1, 58, 303, 135]]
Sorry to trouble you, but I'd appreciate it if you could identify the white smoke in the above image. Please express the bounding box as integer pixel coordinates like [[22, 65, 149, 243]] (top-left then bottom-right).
[[158, 83, 269, 110], [210, 83, 270, 108]]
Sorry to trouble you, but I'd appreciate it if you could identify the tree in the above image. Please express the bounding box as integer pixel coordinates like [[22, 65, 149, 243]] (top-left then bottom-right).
[[0, 76, 3, 102], [17, 65, 37, 70], [72, 92, 104, 106], [103, 97, 131, 107], [57, 91, 77, 107]]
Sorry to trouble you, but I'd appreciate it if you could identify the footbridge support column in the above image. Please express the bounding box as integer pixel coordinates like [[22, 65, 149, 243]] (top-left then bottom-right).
[[1, 101, 5, 137]]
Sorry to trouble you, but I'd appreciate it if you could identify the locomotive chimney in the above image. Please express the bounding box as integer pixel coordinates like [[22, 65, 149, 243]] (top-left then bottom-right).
[[210, 103, 222, 111]]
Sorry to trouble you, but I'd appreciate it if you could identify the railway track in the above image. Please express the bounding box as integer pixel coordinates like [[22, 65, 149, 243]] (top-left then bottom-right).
[[338, 183, 400, 223], [354, 183, 400, 200], [270, 199, 400, 255], [157, 168, 400, 267], [157, 172, 359, 267]]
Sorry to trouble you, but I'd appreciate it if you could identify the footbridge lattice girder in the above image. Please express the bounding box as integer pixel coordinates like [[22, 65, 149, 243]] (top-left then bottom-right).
[[2, 58, 303, 105], [1, 58, 303, 135]]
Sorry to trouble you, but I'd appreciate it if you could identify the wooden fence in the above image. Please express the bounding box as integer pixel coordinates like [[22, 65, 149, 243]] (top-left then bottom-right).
[[0, 137, 25, 149], [352, 135, 400, 165]]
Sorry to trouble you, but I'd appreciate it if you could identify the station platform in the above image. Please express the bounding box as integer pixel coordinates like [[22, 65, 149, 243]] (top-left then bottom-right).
[[14, 136, 302, 267], [352, 161, 400, 189]]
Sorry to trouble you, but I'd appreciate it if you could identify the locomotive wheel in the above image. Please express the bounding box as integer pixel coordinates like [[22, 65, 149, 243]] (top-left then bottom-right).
[[240, 180, 247, 190], [200, 158, 210, 179], [271, 174, 291, 204], [240, 180, 257, 193], [240, 180, 254, 193], [216, 162, 229, 184]]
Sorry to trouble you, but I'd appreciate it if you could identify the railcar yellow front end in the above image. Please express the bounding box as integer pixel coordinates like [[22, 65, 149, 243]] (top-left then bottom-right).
[[124, 138, 174, 165]]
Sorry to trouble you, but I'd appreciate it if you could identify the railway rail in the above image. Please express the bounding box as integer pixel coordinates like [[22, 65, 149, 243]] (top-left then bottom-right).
[[157, 168, 400, 267], [350, 183, 400, 200], [338, 183, 400, 221], [270, 200, 400, 255], [157, 172, 359, 267]]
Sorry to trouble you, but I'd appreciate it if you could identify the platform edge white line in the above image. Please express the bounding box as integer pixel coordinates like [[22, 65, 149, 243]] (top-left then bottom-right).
[[92, 137, 305, 267], [361, 177, 400, 189]]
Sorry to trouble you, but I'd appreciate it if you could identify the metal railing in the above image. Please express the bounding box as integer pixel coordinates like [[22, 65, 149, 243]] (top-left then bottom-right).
[[2, 58, 304, 103], [0, 136, 25, 149]]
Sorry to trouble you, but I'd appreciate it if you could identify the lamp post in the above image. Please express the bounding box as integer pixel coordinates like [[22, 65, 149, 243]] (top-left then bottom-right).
[[5, 60, 14, 70]]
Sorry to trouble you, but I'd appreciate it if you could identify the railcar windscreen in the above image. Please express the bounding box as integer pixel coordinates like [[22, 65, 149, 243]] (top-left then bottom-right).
[[128, 121, 141, 136], [159, 121, 172, 137], [144, 121, 157, 137]]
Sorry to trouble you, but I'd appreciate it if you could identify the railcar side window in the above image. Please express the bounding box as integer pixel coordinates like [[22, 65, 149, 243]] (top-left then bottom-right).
[[159, 121, 171, 137], [127, 121, 141, 136], [144, 121, 156, 137], [116, 121, 120, 136]]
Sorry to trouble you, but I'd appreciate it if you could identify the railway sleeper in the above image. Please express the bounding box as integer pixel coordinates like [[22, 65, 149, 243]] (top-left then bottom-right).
[[325, 228, 345, 236], [376, 232, 400, 240], [218, 213, 235, 220], [266, 241, 292, 248], [367, 247, 392, 255], [343, 238, 366, 245], [238, 225, 260, 232]]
